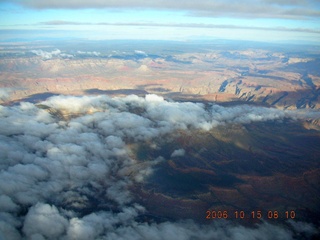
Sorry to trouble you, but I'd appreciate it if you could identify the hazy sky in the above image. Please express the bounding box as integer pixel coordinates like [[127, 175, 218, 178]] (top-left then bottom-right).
[[0, 0, 320, 42]]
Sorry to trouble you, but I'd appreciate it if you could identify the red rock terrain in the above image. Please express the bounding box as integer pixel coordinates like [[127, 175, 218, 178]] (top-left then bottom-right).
[[1, 48, 319, 109], [130, 123, 320, 224]]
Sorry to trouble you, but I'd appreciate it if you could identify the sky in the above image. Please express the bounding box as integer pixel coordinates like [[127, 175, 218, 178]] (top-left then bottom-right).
[[0, 0, 319, 42]]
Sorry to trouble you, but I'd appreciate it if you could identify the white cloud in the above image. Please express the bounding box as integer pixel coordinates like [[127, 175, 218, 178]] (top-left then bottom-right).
[[31, 49, 61, 60], [30, 49, 74, 59], [171, 148, 185, 157], [134, 50, 147, 55], [60, 53, 74, 58], [77, 50, 101, 56]]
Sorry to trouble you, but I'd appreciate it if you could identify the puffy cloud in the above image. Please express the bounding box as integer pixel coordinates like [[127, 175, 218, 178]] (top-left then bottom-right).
[[23, 203, 68, 239], [171, 148, 185, 157], [0, 94, 319, 239], [31, 49, 61, 60], [30, 49, 74, 59]]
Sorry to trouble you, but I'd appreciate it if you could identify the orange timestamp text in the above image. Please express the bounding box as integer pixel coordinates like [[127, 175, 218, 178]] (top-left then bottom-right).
[[205, 210, 296, 220]]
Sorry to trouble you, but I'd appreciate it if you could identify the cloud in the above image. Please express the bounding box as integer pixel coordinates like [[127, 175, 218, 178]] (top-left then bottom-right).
[[23, 203, 69, 239], [0, 88, 13, 102], [171, 149, 186, 157], [2, 0, 320, 19], [134, 50, 147, 56], [77, 50, 101, 57], [0, 195, 18, 212], [288, 220, 318, 238], [38, 21, 320, 34], [30, 49, 74, 59], [31, 49, 61, 57], [0, 94, 319, 239], [60, 53, 74, 58], [65, 217, 296, 240], [31, 49, 61, 59]]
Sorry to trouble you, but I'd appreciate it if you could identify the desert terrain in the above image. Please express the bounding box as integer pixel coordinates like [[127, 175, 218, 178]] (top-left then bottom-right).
[[1, 40, 319, 110]]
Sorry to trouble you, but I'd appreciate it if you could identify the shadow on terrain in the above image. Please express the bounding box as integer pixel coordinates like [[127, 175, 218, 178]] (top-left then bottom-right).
[[255, 88, 319, 109], [11, 92, 59, 105], [133, 120, 320, 224]]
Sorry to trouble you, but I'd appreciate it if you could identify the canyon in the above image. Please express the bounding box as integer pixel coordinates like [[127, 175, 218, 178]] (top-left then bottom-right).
[[1, 40, 319, 110]]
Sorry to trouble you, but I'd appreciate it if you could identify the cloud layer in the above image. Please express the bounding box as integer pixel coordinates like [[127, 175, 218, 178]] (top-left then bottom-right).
[[2, 0, 320, 19], [37, 21, 320, 34], [0, 94, 318, 239]]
